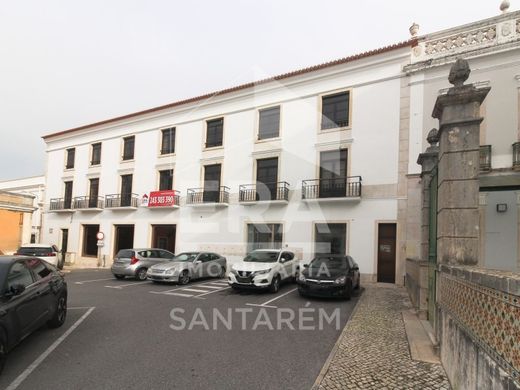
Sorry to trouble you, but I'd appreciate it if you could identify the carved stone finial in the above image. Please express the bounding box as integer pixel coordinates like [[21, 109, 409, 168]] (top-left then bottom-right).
[[409, 22, 420, 37], [427, 128, 439, 146], [500, 0, 510, 13], [448, 58, 471, 87]]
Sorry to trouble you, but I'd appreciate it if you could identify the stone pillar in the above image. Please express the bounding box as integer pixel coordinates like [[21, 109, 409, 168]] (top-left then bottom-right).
[[432, 59, 490, 265], [417, 129, 439, 261]]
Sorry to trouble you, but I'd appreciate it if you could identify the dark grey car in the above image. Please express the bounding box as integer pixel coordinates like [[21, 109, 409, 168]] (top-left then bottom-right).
[[111, 248, 175, 281], [147, 252, 227, 284]]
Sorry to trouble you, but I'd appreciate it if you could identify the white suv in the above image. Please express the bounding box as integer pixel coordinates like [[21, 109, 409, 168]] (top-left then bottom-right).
[[15, 243, 64, 269], [228, 249, 299, 293]]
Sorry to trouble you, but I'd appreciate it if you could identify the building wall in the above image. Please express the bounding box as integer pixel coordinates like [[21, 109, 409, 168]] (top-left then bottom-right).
[[43, 49, 407, 279], [0, 209, 22, 254]]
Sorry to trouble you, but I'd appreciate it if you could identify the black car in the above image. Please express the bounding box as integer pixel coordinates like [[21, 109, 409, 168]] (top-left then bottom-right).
[[0, 256, 68, 372], [297, 255, 360, 299]]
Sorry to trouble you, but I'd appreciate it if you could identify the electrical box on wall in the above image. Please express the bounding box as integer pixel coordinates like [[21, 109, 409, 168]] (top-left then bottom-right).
[[496, 203, 508, 213]]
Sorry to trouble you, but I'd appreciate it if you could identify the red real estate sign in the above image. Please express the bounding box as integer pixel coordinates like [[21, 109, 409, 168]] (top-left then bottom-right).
[[148, 190, 178, 207]]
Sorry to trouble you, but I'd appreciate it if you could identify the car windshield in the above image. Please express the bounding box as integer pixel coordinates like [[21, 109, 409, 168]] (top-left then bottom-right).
[[172, 253, 199, 262], [17, 247, 54, 256], [309, 257, 348, 270], [243, 251, 279, 263]]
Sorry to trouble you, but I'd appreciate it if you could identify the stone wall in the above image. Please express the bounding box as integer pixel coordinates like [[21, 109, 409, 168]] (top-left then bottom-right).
[[405, 258, 428, 319], [437, 265, 520, 389]]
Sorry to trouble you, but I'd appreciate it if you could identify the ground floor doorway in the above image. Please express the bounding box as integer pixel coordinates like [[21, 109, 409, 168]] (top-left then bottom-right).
[[82, 224, 99, 257], [314, 223, 347, 256], [152, 225, 176, 254], [377, 223, 396, 283], [114, 225, 134, 255]]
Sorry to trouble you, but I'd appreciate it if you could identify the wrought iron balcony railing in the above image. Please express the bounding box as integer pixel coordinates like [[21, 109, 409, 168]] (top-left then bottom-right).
[[49, 198, 73, 211], [302, 176, 362, 200], [73, 196, 104, 210], [187, 186, 229, 205], [105, 193, 139, 208], [480, 145, 491, 171], [239, 181, 290, 203], [513, 142, 520, 170]]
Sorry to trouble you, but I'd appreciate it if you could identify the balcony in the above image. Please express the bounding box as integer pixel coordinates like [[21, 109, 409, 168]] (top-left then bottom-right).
[[513, 142, 520, 170], [105, 193, 139, 210], [302, 176, 362, 201], [49, 198, 74, 213], [186, 186, 229, 207], [239, 182, 289, 205], [480, 145, 491, 172], [73, 196, 104, 211]]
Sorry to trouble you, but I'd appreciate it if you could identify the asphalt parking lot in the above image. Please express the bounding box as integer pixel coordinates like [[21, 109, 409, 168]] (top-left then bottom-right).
[[0, 269, 361, 390]]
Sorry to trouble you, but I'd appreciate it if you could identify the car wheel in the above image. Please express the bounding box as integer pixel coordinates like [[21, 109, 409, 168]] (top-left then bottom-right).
[[48, 294, 67, 328], [114, 275, 125, 280], [217, 266, 226, 278], [231, 284, 241, 291], [0, 334, 6, 374], [355, 278, 361, 290], [344, 280, 352, 301], [178, 270, 190, 285], [135, 268, 148, 281], [293, 270, 299, 283], [269, 275, 280, 293], [298, 289, 306, 298]]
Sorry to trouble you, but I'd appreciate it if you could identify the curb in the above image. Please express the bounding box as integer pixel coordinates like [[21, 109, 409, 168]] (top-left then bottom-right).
[[311, 286, 367, 390]]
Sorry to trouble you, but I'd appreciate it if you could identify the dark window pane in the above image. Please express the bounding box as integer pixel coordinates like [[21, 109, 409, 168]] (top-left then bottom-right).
[[91, 143, 102, 165], [123, 136, 135, 160], [203, 164, 221, 202], [121, 174, 133, 206], [319, 149, 348, 198], [206, 118, 223, 148], [315, 223, 347, 256], [321, 92, 349, 129], [66, 148, 75, 169], [247, 223, 283, 252], [256, 158, 278, 201], [7, 262, 34, 290], [26, 259, 52, 280], [258, 106, 280, 140], [159, 169, 174, 191], [89, 178, 99, 207], [64, 181, 73, 209], [161, 128, 175, 155]]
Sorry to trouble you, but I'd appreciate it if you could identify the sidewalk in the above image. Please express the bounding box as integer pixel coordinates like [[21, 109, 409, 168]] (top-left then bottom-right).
[[313, 283, 451, 390]]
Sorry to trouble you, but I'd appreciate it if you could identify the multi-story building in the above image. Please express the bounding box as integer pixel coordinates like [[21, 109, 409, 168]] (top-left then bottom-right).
[[0, 175, 45, 244], [42, 41, 412, 277]]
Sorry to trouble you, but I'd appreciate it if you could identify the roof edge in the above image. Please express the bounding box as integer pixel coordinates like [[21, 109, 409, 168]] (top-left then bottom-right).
[[42, 39, 414, 141]]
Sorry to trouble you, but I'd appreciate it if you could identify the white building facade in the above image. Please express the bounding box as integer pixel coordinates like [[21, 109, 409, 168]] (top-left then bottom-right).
[[42, 42, 411, 282]]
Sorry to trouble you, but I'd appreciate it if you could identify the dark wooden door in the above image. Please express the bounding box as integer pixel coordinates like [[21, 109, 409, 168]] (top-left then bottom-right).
[[377, 223, 396, 283], [319, 149, 347, 198], [61, 229, 68, 264], [120, 174, 133, 207], [89, 178, 99, 207], [64, 181, 73, 209], [152, 225, 176, 254], [203, 164, 221, 202], [256, 157, 278, 200]]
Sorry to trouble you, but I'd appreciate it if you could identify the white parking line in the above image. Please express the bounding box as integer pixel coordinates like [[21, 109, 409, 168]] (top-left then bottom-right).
[[104, 281, 149, 289], [74, 278, 113, 285], [5, 307, 95, 390], [245, 288, 298, 309], [148, 280, 219, 294], [165, 292, 193, 297], [199, 285, 225, 289], [181, 288, 208, 293], [194, 286, 231, 298]]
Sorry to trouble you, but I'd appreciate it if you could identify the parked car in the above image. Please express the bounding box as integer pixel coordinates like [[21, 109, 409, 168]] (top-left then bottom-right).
[[297, 255, 360, 300], [0, 256, 67, 372], [147, 252, 227, 284], [14, 244, 64, 269], [111, 248, 175, 281], [228, 249, 299, 293]]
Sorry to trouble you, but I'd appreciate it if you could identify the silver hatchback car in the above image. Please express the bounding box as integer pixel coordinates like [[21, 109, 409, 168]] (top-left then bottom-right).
[[147, 252, 227, 284], [111, 248, 175, 281]]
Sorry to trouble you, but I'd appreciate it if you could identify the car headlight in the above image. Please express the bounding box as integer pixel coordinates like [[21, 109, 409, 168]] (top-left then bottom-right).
[[230, 269, 238, 275], [164, 269, 175, 275], [334, 276, 347, 285], [252, 269, 271, 276], [299, 273, 306, 282]]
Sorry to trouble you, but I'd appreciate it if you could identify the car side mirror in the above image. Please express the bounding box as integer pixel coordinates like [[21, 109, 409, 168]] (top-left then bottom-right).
[[352, 266, 359, 271], [303, 264, 309, 268], [194, 260, 202, 264]]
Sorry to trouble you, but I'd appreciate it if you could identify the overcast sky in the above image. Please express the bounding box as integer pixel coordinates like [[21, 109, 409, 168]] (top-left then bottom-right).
[[0, 0, 506, 181]]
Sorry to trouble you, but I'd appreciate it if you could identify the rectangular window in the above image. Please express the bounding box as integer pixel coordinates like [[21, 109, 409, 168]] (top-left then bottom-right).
[[161, 128, 175, 155], [65, 148, 75, 169], [319, 149, 348, 198], [206, 118, 223, 148], [120, 174, 133, 207], [321, 91, 350, 130], [159, 169, 174, 191], [258, 106, 280, 140], [256, 157, 278, 201], [82, 224, 100, 257], [247, 223, 283, 252], [64, 181, 73, 209], [315, 223, 347, 256], [89, 178, 99, 207], [203, 164, 221, 202], [122, 136, 135, 160], [91, 143, 102, 165]]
